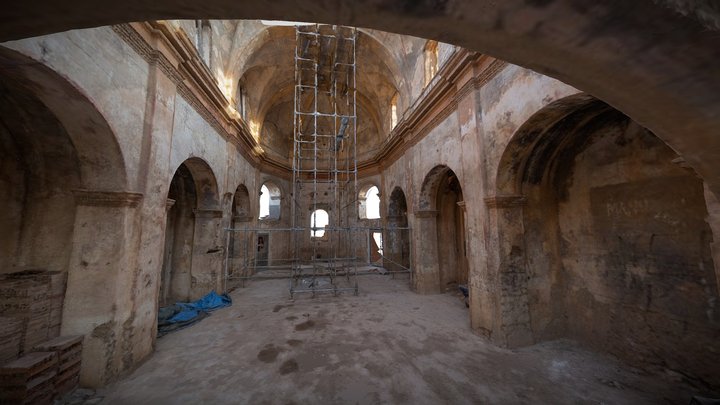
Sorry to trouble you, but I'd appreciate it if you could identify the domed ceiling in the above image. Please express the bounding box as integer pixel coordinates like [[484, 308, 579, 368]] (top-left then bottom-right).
[[212, 21, 428, 165]]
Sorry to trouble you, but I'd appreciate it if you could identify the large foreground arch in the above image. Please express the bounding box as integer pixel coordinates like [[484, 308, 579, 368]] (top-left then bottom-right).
[[2, 2, 720, 197], [491, 93, 719, 385]]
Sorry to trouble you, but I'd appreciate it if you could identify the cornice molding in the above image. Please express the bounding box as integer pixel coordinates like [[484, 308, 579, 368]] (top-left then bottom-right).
[[73, 189, 144, 207], [112, 23, 262, 167], [371, 54, 507, 170], [484, 195, 527, 209], [112, 23, 507, 180]]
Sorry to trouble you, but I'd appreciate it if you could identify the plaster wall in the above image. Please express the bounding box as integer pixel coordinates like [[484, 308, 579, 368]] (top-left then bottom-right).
[[554, 122, 718, 386]]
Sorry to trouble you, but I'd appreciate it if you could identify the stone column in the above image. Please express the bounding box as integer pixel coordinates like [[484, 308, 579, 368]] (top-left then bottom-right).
[[484, 195, 533, 348], [190, 209, 224, 299], [456, 201, 470, 285], [63, 189, 143, 387], [413, 210, 441, 294], [455, 65, 493, 338], [229, 215, 252, 282], [103, 24, 184, 375]]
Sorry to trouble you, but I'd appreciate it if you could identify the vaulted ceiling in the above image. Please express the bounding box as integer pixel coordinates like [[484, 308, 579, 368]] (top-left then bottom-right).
[[211, 21, 426, 164]]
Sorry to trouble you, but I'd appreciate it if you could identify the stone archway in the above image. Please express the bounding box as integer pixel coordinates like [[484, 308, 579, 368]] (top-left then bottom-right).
[[385, 187, 410, 275], [160, 157, 222, 305], [0, 47, 134, 386], [493, 93, 720, 387], [415, 165, 467, 294]]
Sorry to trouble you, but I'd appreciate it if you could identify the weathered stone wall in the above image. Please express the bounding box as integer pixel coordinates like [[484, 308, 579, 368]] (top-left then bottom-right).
[[555, 121, 718, 386]]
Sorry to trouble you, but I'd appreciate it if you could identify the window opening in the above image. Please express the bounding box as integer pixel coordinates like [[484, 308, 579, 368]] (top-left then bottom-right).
[[311, 209, 329, 238]]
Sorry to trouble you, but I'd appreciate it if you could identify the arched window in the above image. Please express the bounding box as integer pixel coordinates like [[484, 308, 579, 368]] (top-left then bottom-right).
[[359, 185, 381, 219], [390, 93, 398, 129], [424, 40, 439, 87], [259, 182, 281, 220], [236, 84, 246, 119], [196, 20, 212, 67], [310, 209, 329, 237]]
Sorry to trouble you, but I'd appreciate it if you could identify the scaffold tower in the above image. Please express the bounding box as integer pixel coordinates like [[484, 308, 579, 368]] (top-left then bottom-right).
[[290, 24, 358, 297]]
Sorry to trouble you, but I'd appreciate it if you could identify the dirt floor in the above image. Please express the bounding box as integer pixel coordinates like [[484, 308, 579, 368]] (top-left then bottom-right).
[[95, 275, 707, 404]]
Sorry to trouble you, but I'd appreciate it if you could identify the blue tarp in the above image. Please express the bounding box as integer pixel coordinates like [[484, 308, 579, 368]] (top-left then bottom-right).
[[158, 291, 232, 336], [179, 290, 232, 312]]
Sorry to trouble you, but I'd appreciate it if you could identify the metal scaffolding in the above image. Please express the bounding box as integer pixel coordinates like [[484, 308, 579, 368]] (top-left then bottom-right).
[[290, 24, 358, 297], [222, 24, 414, 296]]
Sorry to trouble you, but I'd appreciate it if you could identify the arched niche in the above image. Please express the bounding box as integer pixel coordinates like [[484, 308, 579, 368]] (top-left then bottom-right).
[[232, 184, 252, 221], [160, 157, 221, 306], [385, 187, 410, 275], [494, 94, 719, 386], [173, 157, 220, 210], [417, 165, 468, 292]]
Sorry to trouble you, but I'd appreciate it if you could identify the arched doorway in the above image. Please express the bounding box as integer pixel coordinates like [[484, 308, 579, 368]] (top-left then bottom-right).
[[416, 165, 468, 294], [160, 164, 196, 305], [436, 171, 467, 288], [495, 93, 719, 386], [160, 157, 221, 306], [385, 187, 410, 275], [228, 184, 252, 287]]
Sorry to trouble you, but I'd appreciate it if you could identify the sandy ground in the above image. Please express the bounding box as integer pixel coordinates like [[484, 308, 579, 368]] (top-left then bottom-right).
[[95, 275, 705, 404]]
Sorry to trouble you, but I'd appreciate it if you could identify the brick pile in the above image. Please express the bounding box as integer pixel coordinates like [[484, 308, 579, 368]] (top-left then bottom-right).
[[0, 270, 77, 403], [0, 270, 67, 356], [33, 335, 83, 397], [0, 351, 57, 404]]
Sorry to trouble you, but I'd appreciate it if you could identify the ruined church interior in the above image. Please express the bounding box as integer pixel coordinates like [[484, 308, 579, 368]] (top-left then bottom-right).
[[1, 2, 719, 404]]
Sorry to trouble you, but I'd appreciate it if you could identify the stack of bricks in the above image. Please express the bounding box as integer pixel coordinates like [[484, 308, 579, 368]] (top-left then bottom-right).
[[0, 271, 51, 354], [0, 351, 57, 404], [33, 335, 83, 397], [0, 317, 24, 364], [0, 270, 67, 357]]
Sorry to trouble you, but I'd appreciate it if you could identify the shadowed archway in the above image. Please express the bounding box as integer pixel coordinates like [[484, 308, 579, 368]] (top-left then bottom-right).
[[493, 93, 719, 386]]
